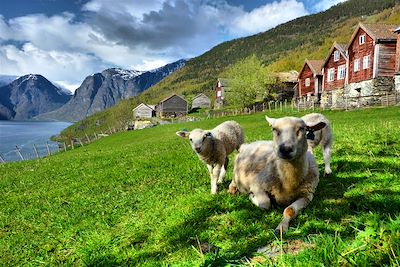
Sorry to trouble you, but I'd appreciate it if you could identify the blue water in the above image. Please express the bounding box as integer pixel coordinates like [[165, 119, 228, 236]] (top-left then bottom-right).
[[0, 121, 71, 162]]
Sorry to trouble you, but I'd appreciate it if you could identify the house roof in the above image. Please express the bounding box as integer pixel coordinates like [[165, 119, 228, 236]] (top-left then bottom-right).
[[275, 71, 299, 83], [217, 78, 229, 87], [159, 93, 187, 104], [322, 42, 348, 68], [132, 103, 155, 112], [298, 59, 324, 78], [349, 23, 398, 45], [193, 93, 210, 100]]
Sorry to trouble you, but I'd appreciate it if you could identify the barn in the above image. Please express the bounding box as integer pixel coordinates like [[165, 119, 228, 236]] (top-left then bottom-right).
[[158, 94, 188, 117], [132, 103, 155, 119], [191, 93, 211, 109]]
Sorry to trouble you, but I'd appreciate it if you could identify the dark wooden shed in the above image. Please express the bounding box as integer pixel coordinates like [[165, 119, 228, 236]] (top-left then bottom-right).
[[158, 94, 188, 117]]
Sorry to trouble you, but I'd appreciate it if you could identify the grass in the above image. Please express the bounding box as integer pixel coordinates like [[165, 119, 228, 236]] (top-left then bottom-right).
[[0, 107, 399, 266]]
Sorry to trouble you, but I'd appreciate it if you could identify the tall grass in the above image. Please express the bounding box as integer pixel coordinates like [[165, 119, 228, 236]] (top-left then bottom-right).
[[0, 107, 399, 266]]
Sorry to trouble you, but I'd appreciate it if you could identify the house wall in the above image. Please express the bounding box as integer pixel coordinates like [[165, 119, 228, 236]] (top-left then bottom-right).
[[395, 33, 400, 73], [323, 48, 347, 91], [376, 42, 397, 77], [192, 95, 211, 109], [348, 28, 375, 84], [133, 106, 153, 118], [298, 64, 315, 96], [160, 95, 187, 116]]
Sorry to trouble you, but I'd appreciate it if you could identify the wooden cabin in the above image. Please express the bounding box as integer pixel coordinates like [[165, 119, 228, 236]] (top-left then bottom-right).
[[215, 78, 229, 109], [346, 23, 398, 96], [158, 94, 188, 117], [191, 93, 211, 109], [274, 71, 298, 100], [297, 59, 324, 100], [322, 42, 348, 91], [132, 103, 155, 119]]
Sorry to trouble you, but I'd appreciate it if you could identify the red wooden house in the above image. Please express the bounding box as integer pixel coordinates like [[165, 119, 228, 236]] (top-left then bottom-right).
[[346, 23, 398, 95], [297, 59, 324, 100], [322, 42, 348, 91]]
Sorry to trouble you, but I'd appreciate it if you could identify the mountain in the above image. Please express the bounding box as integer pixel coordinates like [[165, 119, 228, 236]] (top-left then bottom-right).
[[37, 59, 186, 122], [59, 0, 400, 137], [0, 74, 72, 120], [0, 75, 19, 87]]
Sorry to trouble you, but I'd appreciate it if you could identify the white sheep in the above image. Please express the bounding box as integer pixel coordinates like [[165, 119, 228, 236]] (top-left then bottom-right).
[[301, 113, 333, 175], [176, 120, 244, 194], [229, 116, 326, 235]]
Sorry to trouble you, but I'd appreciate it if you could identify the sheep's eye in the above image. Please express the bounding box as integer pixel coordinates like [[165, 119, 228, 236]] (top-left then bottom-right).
[[189, 138, 193, 142], [297, 127, 304, 136], [249, 192, 254, 198], [273, 128, 280, 136]]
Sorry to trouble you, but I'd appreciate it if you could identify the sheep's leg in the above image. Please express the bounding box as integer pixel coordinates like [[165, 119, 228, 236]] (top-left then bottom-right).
[[250, 190, 271, 210], [207, 164, 213, 178], [322, 144, 332, 175], [211, 164, 222, 194], [275, 196, 312, 235], [217, 157, 228, 184]]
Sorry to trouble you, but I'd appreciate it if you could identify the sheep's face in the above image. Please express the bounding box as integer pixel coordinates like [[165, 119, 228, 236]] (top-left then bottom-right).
[[176, 129, 212, 154], [266, 116, 326, 161]]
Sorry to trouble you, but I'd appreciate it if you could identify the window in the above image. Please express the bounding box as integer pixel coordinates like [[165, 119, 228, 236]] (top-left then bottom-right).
[[354, 59, 360, 72], [334, 50, 340, 62], [305, 78, 310, 87], [217, 90, 222, 97], [337, 65, 346, 80], [327, 68, 335, 82], [363, 55, 370, 69], [359, 34, 366, 45]]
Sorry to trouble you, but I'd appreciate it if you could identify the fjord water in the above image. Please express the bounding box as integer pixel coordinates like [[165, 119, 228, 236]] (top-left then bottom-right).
[[0, 121, 71, 162]]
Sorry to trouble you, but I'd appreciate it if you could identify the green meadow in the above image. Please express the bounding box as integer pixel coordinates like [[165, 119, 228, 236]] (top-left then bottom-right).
[[1, 107, 399, 266]]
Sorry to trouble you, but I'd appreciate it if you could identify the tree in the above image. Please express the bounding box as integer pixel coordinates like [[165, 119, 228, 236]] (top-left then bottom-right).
[[224, 55, 274, 109]]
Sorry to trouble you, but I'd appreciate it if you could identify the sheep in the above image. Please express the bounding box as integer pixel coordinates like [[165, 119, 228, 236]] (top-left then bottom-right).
[[301, 113, 333, 175], [229, 115, 326, 235], [176, 120, 244, 194]]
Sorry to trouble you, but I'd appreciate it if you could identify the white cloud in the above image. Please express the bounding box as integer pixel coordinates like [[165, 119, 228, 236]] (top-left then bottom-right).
[[229, 0, 308, 36], [0, 0, 311, 88], [314, 0, 348, 12]]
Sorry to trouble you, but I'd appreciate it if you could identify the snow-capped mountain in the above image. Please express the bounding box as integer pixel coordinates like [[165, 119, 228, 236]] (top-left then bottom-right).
[[0, 74, 72, 120], [36, 59, 186, 121]]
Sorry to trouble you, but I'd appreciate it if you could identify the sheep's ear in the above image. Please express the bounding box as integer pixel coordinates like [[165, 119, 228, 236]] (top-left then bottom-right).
[[265, 115, 275, 126], [204, 132, 212, 138], [306, 122, 326, 131], [176, 130, 190, 138]]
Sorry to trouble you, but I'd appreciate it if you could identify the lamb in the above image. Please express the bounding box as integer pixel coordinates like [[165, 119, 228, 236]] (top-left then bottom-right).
[[229, 115, 326, 235], [301, 113, 333, 175], [176, 120, 244, 194]]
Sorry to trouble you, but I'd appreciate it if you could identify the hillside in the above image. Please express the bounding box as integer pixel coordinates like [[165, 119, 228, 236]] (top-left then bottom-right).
[[61, 0, 400, 137], [1, 107, 399, 265]]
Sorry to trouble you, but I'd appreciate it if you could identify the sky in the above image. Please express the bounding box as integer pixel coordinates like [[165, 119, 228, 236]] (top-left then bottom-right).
[[0, 0, 347, 92]]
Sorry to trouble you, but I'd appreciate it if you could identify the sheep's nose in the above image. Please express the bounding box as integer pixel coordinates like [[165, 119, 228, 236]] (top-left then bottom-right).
[[195, 147, 202, 153], [279, 144, 293, 156]]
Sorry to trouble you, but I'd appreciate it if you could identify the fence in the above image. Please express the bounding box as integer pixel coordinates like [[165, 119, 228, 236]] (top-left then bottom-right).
[[295, 92, 400, 112]]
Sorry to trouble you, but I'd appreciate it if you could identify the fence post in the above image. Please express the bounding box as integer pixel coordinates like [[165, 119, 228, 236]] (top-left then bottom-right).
[[57, 143, 60, 152], [46, 142, 51, 156], [280, 101, 283, 111], [345, 97, 348, 111], [63, 142, 67, 152], [71, 140, 75, 150], [15, 145, 24, 160], [0, 153, 5, 163], [33, 144, 40, 159], [386, 92, 389, 106], [285, 99, 287, 110], [79, 139, 84, 147], [85, 133, 90, 143]]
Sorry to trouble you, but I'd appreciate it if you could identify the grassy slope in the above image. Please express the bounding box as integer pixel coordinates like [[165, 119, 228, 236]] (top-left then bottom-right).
[[1, 107, 399, 266], [60, 1, 400, 139]]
